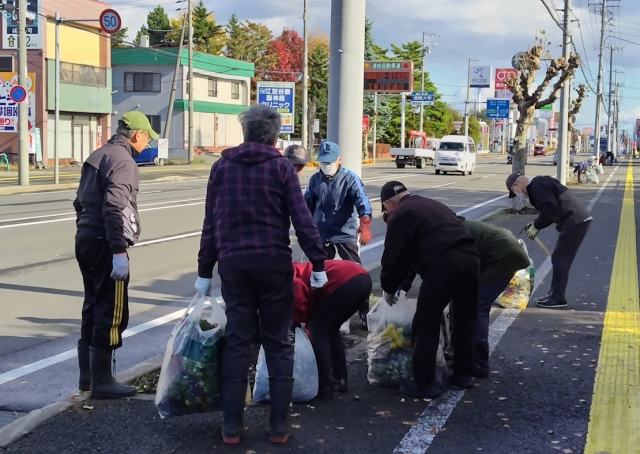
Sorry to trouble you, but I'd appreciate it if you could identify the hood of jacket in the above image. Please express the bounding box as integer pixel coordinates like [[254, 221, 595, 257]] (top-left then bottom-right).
[[222, 142, 283, 166]]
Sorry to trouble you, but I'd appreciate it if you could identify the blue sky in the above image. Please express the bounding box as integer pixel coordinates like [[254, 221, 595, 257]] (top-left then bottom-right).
[[115, 0, 640, 137]]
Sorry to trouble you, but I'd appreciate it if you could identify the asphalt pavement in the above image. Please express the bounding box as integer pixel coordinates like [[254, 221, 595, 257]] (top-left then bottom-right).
[[1, 155, 637, 453]]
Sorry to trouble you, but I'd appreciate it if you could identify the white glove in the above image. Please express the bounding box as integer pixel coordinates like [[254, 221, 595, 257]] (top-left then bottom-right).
[[110, 253, 129, 281], [194, 276, 212, 296], [310, 271, 328, 289], [383, 291, 399, 306]]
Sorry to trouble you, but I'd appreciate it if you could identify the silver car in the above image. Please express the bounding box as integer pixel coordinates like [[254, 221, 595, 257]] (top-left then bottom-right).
[[553, 151, 575, 166]]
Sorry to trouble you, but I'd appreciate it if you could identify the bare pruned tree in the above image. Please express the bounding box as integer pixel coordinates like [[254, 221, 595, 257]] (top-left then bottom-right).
[[505, 37, 581, 174]]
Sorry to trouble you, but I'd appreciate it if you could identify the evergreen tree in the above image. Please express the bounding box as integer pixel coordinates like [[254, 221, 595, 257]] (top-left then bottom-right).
[[146, 6, 170, 46]]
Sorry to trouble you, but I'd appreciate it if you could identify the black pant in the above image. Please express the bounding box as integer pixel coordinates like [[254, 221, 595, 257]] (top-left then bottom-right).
[[550, 221, 591, 303], [324, 242, 361, 264], [76, 238, 129, 350], [220, 270, 294, 381], [413, 247, 479, 388], [475, 278, 513, 344], [308, 274, 372, 389]]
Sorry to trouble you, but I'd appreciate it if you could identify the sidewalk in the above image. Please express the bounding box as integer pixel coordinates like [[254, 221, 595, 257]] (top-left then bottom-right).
[[0, 164, 636, 454]]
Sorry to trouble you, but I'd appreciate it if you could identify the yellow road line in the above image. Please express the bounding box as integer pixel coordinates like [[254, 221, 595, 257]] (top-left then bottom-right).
[[585, 162, 640, 453]]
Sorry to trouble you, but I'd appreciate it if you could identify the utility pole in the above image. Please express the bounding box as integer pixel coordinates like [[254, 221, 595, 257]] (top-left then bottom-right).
[[464, 58, 478, 138], [54, 12, 60, 184], [17, 0, 28, 185], [605, 46, 616, 155], [372, 92, 377, 163], [401, 93, 406, 148], [187, 0, 194, 163], [593, 0, 607, 160], [327, 0, 342, 145], [464, 59, 471, 137], [334, 0, 365, 176], [557, 0, 572, 185], [302, 0, 309, 156], [164, 15, 187, 141], [419, 33, 437, 134]]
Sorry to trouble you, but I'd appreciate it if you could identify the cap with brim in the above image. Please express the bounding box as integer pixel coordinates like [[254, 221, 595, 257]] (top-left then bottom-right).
[[284, 145, 307, 166], [380, 180, 408, 211], [316, 141, 340, 163], [121, 111, 159, 140], [505, 172, 522, 198]]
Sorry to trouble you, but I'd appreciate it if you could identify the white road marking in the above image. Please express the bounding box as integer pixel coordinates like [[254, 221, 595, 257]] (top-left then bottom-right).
[[482, 173, 497, 178], [393, 165, 620, 454], [0, 190, 515, 387]]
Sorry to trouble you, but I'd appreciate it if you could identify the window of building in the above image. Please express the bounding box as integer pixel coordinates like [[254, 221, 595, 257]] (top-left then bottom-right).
[[0, 56, 12, 72], [146, 115, 161, 135], [231, 82, 240, 100], [208, 78, 218, 97], [124, 72, 161, 92]]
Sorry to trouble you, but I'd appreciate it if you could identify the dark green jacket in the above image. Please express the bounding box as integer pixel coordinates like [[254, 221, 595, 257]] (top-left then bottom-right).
[[460, 218, 530, 285]]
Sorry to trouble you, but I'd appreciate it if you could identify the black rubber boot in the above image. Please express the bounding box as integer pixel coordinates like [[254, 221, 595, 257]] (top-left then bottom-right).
[[221, 380, 247, 445], [77, 340, 91, 392], [89, 347, 137, 399], [268, 377, 294, 444], [332, 378, 348, 393]]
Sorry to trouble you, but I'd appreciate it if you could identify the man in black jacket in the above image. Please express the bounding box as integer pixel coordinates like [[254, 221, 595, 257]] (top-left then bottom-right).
[[506, 173, 592, 309], [379, 181, 480, 398], [74, 111, 157, 399]]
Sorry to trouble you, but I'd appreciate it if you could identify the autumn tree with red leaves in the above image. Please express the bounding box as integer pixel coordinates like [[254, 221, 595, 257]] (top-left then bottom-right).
[[264, 28, 304, 82]]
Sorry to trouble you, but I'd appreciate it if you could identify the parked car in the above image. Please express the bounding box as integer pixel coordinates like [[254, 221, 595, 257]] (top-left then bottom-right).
[[533, 145, 546, 156], [553, 150, 575, 166], [134, 145, 159, 166]]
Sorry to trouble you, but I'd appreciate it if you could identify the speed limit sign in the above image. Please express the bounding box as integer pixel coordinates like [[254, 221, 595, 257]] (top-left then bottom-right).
[[99, 9, 122, 34]]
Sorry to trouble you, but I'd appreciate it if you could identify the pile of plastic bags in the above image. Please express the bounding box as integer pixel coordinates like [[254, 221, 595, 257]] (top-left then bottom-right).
[[495, 240, 535, 310], [253, 327, 318, 402], [155, 295, 227, 419]]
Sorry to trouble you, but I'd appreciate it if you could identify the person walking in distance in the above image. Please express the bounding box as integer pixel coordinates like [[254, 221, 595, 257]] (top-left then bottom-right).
[[379, 181, 480, 398], [74, 112, 158, 399], [506, 173, 592, 308], [195, 105, 327, 445]]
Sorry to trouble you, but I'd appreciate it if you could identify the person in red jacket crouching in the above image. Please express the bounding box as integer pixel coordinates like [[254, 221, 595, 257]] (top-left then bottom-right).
[[292, 260, 372, 400]]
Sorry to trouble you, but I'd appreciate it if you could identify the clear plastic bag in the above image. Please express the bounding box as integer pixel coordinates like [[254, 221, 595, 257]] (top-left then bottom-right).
[[586, 168, 599, 184], [155, 294, 227, 419], [366, 294, 416, 388], [252, 327, 319, 403], [495, 240, 534, 310]]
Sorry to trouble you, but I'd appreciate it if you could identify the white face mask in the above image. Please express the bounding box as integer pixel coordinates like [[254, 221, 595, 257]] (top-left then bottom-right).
[[513, 186, 526, 201], [320, 162, 339, 176]]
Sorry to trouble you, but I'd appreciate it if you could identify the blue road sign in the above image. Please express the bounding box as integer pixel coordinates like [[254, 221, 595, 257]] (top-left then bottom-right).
[[486, 98, 510, 119], [9, 85, 26, 103], [256, 81, 296, 133], [411, 91, 434, 106]]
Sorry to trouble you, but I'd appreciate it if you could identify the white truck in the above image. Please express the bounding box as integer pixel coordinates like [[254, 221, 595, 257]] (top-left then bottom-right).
[[389, 130, 438, 169]]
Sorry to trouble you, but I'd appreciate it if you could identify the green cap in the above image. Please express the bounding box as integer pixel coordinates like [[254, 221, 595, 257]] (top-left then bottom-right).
[[121, 111, 159, 140]]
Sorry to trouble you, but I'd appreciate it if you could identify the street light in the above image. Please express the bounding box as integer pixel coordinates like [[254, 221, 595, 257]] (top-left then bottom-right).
[[464, 59, 480, 137], [419, 33, 438, 133]]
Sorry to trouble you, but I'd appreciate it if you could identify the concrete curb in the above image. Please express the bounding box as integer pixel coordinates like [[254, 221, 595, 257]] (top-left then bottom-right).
[[0, 401, 73, 448], [0, 183, 79, 196], [0, 354, 164, 448]]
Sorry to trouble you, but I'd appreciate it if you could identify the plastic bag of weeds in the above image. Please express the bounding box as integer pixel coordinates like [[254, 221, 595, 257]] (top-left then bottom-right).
[[155, 294, 226, 418], [253, 327, 319, 402], [495, 240, 534, 310]]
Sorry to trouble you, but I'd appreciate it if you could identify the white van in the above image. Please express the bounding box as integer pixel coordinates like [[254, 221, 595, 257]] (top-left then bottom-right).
[[434, 135, 477, 176]]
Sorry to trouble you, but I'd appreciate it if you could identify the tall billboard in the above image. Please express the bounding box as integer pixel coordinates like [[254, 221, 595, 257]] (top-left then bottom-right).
[[470, 66, 492, 88], [363, 61, 414, 93]]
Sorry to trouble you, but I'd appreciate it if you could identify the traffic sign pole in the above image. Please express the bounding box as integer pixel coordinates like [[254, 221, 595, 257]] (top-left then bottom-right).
[[18, 0, 28, 185]]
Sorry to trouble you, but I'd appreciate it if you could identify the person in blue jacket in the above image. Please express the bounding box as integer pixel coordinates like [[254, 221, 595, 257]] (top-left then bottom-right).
[[304, 141, 372, 264]]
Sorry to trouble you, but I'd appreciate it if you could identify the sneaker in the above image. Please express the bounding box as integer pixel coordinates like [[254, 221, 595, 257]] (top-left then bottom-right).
[[535, 294, 551, 303], [537, 298, 567, 309], [399, 381, 445, 399]]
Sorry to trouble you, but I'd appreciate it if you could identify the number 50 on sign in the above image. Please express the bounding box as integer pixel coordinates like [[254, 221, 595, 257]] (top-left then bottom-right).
[[99, 9, 121, 34]]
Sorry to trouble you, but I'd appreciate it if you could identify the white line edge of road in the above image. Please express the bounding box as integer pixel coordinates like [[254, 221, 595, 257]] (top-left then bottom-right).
[[0, 191, 513, 387], [393, 165, 621, 454]]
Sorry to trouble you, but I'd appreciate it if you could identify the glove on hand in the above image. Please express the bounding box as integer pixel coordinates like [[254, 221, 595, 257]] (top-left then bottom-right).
[[357, 215, 372, 245], [194, 276, 212, 296], [310, 271, 328, 289], [525, 222, 540, 240], [383, 291, 399, 306], [110, 253, 129, 281]]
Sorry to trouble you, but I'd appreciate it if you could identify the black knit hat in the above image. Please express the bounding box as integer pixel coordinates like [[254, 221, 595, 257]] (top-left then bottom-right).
[[380, 181, 408, 211]]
